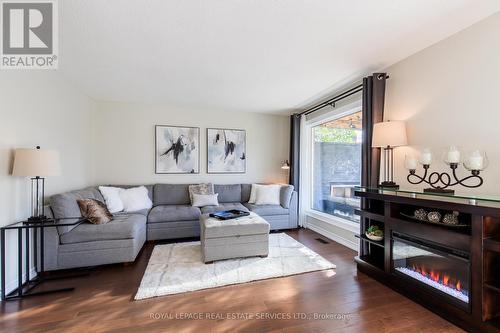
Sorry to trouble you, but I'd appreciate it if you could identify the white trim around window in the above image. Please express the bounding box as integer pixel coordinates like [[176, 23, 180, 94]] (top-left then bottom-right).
[[305, 209, 359, 234], [302, 99, 362, 234], [306, 221, 358, 251], [307, 99, 362, 127]]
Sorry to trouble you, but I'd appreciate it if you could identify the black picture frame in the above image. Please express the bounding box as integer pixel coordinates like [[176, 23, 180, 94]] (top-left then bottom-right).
[[155, 125, 200, 174], [207, 128, 246, 174]]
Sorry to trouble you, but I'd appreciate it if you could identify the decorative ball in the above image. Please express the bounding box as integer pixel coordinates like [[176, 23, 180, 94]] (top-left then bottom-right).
[[427, 211, 442, 223], [443, 211, 459, 225], [414, 209, 428, 221]]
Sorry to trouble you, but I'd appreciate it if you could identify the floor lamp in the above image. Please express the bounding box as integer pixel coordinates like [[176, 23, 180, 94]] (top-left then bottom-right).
[[12, 146, 61, 221]]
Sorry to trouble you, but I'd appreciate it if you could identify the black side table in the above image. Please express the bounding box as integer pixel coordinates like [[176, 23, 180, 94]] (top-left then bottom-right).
[[1, 217, 86, 300]]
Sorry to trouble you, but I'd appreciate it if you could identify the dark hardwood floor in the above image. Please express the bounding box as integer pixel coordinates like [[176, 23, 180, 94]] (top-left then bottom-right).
[[0, 229, 463, 333]]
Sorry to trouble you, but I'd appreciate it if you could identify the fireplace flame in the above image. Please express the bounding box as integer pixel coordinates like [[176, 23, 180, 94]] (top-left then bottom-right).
[[411, 264, 462, 292]]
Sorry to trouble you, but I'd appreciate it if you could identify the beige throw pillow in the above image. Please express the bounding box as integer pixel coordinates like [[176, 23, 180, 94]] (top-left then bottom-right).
[[189, 183, 214, 204]]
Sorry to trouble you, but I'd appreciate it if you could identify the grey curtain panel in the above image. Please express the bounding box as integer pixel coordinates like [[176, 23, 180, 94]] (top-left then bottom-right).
[[361, 73, 386, 188], [289, 114, 301, 190], [360, 73, 387, 255]]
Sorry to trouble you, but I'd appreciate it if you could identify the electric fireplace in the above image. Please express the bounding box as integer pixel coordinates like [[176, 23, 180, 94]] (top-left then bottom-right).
[[392, 232, 471, 309]]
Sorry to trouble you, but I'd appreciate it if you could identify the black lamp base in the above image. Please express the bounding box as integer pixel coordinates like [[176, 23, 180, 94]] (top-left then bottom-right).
[[28, 215, 48, 221], [379, 181, 400, 189], [24, 215, 49, 224], [380, 147, 399, 189], [423, 188, 455, 194], [27, 176, 48, 224]]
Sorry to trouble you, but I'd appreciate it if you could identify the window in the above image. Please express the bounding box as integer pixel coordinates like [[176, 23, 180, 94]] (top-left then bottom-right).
[[311, 111, 362, 223]]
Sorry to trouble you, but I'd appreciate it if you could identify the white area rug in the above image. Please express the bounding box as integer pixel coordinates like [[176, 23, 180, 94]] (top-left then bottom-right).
[[135, 233, 335, 300]]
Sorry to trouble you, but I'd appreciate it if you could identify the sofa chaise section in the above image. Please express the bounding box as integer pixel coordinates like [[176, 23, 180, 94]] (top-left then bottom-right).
[[44, 186, 149, 271]]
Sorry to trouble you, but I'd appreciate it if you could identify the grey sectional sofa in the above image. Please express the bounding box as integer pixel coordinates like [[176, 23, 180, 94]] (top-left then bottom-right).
[[44, 183, 297, 271]]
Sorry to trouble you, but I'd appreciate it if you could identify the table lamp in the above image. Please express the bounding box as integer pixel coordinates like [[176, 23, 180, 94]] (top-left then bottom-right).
[[12, 146, 61, 221], [372, 121, 407, 189]]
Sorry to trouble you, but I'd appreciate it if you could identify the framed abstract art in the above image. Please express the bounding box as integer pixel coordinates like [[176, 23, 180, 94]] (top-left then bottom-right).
[[207, 128, 246, 173], [155, 125, 200, 174]]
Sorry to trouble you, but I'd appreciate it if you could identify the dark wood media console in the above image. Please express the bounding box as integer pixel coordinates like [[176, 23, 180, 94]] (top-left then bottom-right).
[[355, 188, 500, 333]]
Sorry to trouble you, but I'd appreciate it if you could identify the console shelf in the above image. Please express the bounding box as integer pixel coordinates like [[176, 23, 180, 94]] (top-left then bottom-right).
[[355, 187, 500, 333], [355, 209, 385, 222], [355, 234, 384, 248]]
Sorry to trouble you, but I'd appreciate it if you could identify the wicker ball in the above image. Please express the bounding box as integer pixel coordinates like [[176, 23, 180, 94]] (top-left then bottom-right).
[[427, 211, 442, 223], [414, 209, 428, 221], [443, 211, 459, 225]]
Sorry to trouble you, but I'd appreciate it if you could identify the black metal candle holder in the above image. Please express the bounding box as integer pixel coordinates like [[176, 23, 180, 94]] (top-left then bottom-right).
[[407, 163, 483, 194]]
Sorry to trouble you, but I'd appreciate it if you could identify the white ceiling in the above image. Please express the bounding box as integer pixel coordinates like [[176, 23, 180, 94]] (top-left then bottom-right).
[[59, 1, 500, 114]]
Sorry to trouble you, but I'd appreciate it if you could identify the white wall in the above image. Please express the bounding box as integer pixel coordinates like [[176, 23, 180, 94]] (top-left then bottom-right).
[[0, 71, 95, 293], [384, 12, 500, 195], [91, 101, 290, 185]]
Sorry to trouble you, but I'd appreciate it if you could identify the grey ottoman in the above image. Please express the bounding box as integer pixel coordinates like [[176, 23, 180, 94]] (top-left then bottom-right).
[[200, 212, 270, 263]]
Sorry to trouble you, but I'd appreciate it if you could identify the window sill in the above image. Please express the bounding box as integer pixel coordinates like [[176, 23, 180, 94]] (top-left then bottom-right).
[[305, 210, 360, 234]]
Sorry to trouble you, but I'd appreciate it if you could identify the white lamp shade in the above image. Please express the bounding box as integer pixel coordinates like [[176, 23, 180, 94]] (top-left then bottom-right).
[[12, 148, 61, 177], [372, 121, 408, 148]]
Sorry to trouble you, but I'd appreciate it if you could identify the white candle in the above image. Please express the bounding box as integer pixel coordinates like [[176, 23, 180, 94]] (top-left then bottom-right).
[[405, 155, 418, 170], [467, 150, 483, 170], [420, 149, 432, 165], [446, 146, 461, 164], [446, 146, 460, 164]]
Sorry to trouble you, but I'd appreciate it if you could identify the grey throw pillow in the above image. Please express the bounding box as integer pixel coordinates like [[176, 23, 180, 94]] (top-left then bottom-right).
[[280, 185, 294, 208], [188, 183, 214, 204]]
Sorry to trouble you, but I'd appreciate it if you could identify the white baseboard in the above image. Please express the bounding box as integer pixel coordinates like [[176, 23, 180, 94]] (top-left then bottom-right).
[[306, 223, 359, 251], [3, 267, 38, 296]]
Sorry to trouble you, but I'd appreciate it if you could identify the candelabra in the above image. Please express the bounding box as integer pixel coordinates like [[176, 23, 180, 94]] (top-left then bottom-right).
[[405, 147, 487, 194]]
